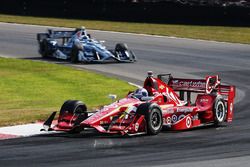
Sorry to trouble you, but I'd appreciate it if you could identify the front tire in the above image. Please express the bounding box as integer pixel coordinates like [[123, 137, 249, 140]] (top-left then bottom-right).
[[115, 43, 128, 52], [70, 43, 84, 63], [136, 103, 163, 135], [59, 100, 88, 133]]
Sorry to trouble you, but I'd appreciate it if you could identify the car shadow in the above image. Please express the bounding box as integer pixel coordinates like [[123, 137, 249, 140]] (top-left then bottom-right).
[[36, 124, 225, 139], [20, 57, 71, 65], [161, 123, 227, 134], [36, 130, 130, 139], [21, 57, 135, 65]]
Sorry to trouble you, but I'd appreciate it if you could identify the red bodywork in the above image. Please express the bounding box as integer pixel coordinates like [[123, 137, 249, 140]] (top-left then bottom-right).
[[48, 73, 235, 136]]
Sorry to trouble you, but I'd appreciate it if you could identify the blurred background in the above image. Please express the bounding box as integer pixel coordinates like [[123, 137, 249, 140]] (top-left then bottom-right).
[[0, 0, 249, 26]]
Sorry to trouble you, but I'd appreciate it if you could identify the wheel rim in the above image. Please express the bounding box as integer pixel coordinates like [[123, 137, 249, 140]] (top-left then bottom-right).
[[216, 101, 225, 122], [151, 109, 162, 130]]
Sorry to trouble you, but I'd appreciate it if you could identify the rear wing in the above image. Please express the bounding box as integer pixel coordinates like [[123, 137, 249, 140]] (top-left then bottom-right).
[[157, 74, 235, 122], [157, 73, 235, 96], [47, 29, 76, 39], [36, 30, 76, 42], [157, 74, 212, 93]]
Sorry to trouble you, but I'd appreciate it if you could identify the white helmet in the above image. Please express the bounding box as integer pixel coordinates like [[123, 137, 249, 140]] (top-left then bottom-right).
[[134, 88, 148, 99]]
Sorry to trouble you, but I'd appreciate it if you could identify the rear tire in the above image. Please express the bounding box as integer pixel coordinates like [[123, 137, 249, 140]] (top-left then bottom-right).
[[70, 43, 84, 63], [40, 39, 50, 58], [213, 98, 226, 126], [136, 103, 163, 135]]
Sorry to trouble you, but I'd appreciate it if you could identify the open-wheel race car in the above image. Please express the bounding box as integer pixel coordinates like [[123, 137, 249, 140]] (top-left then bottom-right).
[[37, 27, 136, 63], [42, 71, 235, 136]]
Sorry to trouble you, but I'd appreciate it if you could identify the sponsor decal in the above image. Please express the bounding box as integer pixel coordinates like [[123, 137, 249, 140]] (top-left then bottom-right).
[[100, 121, 108, 124], [172, 115, 178, 123], [135, 123, 139, 132], [165, 108, 175, 114], [159, 85, 165, 90], [171, 80, 205, 89], [103, 103, 119, 111], [165, 117, 171, 124], [200, 98, 209, 102], [186, 116, 192, 128], [177, 108, 193, 113], [230, 103, 233, 113]]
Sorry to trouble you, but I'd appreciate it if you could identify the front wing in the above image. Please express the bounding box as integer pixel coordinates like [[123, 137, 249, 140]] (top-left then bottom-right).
[[41, 112, 147, 136]]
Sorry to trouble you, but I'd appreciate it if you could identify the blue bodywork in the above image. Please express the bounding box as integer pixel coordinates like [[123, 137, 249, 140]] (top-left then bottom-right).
[[37, 28, 136, 63]]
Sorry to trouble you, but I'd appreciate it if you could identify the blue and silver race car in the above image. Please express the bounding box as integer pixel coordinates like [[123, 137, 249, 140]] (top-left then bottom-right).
[[37, 27, 136, 63]]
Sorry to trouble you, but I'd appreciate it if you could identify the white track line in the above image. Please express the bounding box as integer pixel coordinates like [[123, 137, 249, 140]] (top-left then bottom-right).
[[0, 122, 55, 140]]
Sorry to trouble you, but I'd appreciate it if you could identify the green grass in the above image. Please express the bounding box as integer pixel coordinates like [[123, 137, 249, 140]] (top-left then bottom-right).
[[0, 57, 135, 126], [1, 14, 250, 44]]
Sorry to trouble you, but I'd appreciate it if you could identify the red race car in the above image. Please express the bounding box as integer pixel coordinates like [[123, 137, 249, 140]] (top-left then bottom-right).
[[42, 71, 236, 136]]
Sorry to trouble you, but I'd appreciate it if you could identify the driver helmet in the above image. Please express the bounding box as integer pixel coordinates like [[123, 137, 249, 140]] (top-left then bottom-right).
[[134, 88, 148, 99], [75, 27, 87, 39]]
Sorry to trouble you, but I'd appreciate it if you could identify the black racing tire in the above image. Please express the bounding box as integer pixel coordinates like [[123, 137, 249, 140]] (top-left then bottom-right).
[[115, 43, 128, 52], [40, 39, 50, 58], [213, 98, 226, 126], [59, 100, 88, 133], [60, 100, 87, 116], [70, 43, 84, 63], [136, 103, 163, 135]]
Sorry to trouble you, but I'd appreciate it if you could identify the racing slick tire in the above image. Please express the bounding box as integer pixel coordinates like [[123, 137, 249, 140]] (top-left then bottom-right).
[[59, 100, 88, 133], [40, 39, 50, 58], [115, 43, 128, 52], [115, 43, 136, 62], [136, 103, 163, 135], [213, 98, 227, 126], [70, 43, 84, 63]]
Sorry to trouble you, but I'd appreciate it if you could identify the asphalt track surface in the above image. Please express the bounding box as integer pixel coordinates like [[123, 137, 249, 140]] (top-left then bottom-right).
[[0, 22, 250, 167]]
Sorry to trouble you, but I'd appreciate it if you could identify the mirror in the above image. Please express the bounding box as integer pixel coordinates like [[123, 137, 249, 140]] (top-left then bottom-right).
[[108, 94, 117, 102]]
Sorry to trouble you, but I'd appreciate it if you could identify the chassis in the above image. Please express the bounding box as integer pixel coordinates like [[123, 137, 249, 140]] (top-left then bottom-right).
[[42, 72, 235, 136], [37, 27, 136, 63]]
